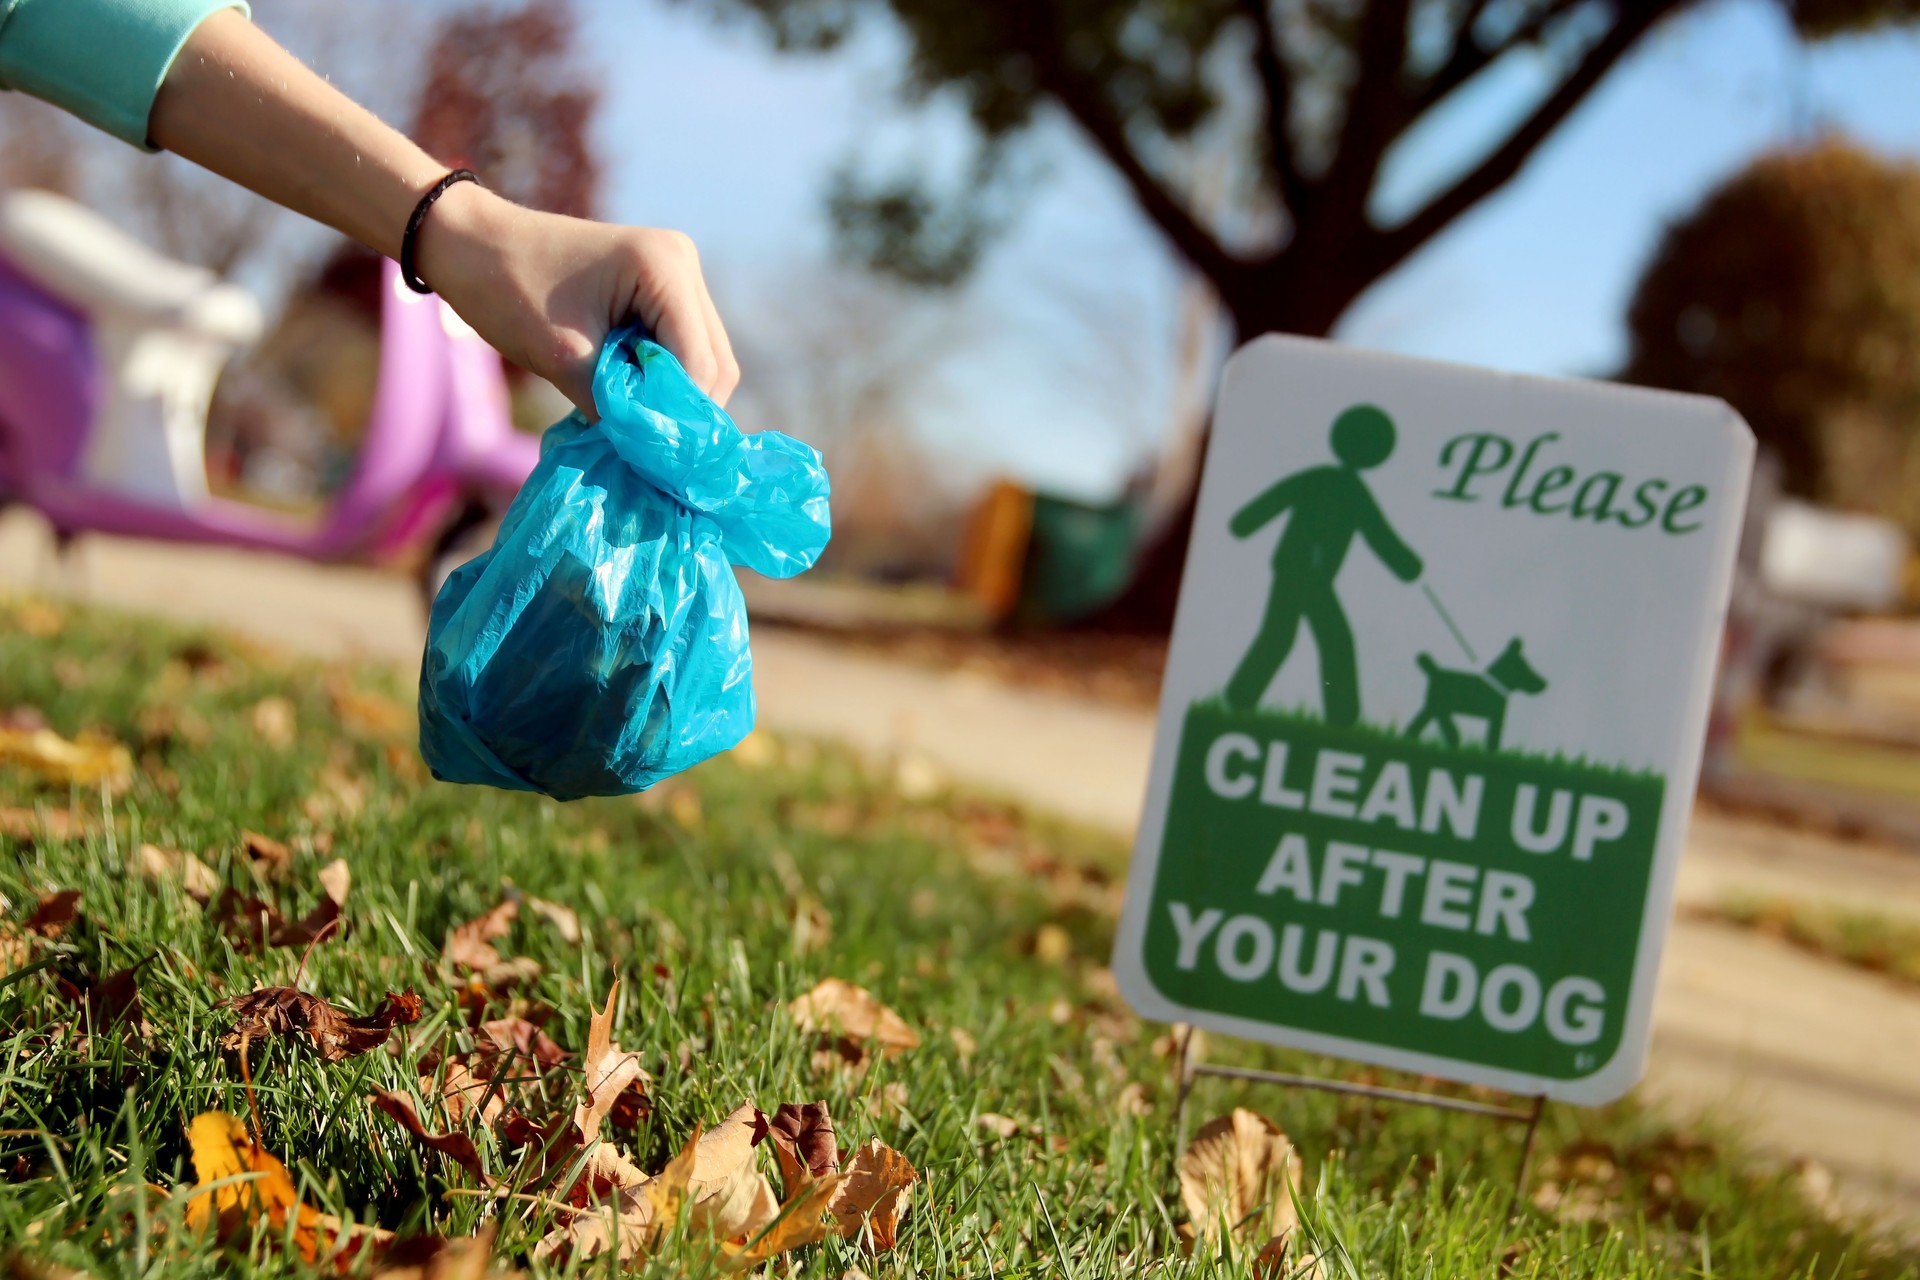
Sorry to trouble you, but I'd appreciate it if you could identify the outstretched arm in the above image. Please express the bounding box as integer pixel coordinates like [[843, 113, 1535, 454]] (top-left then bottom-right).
[[1357, 489, 1422, 581], [1229, 473, 1308, 538], [4, 3, 736, 414]]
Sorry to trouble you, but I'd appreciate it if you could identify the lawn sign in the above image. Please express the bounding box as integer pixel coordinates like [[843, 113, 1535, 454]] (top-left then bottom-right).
[[1113, 337, 1754, 1116]]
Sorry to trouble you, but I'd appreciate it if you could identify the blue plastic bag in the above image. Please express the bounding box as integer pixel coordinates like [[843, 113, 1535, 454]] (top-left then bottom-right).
[[418, 325, 831, 800]]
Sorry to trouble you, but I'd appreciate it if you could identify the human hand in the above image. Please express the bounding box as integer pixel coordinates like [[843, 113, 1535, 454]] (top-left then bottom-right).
[[418, 185, 739, 416]]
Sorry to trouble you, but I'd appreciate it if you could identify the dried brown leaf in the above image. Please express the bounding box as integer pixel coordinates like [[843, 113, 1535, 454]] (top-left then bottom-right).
[[474, 1017, 569, 1072], [431, 1060, 505, 1129], [328, 677, 412, 738], [828, 1138, 917, 1249], [572, 984, 650, 1142], [242, 830, 294, 880], [370, 1224, 498, 1280], [22, 891, 80, 939], [535, 1128, 698, 1267], [526, 897, 581, 944], [720, 1170, 844, 1271], [222, 987, 422, 1062], [0, 807, 77, 843], [445, 899, 517, 973], [54, 960, 150, 1036], [135, 844, 219, 903], [1177, 1109, 1302, 1248], [767, 1101, 839, 1192], [688, 1104, 776, 1242], [250, 696, 297, 749], [789, 978, 919, 1059], [370, 1089, 488, 1182]]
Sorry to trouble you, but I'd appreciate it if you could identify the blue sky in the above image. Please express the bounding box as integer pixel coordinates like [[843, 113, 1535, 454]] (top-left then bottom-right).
[[577, 0, 1920, 501]]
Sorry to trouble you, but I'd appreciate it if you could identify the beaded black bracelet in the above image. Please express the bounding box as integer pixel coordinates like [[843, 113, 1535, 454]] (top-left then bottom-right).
[[399, 168, 480, 295]]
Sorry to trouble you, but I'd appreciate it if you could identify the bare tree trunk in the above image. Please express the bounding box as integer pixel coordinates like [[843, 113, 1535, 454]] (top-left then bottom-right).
[[1080, 270, 1351, 634]]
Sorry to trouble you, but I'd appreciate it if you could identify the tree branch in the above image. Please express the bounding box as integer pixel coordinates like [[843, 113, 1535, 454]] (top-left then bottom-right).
[[1418, 0, 1590, 117], [1236, 0, 1310, 217], [1012, 15, 1240, 284], [1373, 0, 1679, 275], [1315, 0, 1416, 229]]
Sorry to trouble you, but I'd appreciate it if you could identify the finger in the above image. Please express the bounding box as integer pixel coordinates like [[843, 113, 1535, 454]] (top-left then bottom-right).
[[696, 280, 740, 406], [650, 282, 720, 395], [547, 328, 601, 421]]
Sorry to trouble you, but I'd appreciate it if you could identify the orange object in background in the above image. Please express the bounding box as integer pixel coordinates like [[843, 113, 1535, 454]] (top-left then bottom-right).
[[954, 480, 1034, 623]]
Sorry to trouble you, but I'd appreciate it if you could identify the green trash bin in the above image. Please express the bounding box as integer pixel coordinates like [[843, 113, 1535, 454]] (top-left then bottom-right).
[[1016, 491, 1141, 626]]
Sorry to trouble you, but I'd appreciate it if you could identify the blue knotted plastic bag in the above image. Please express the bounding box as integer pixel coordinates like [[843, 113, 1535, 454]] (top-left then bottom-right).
[[418, 325, 831, 800]]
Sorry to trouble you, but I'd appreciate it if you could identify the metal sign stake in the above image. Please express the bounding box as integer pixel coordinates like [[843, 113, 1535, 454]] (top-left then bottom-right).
[[1172, 1026, 1548, 1209]]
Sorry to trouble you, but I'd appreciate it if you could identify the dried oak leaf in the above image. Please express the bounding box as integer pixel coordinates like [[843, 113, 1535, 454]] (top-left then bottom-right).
[[370, 1224, 499, 1280], [0, 807, 77, 844], [370, 1089, 488, 1182], [327, 676, 412, 738], [212, 857, 350, 952], [134, 844, 219, 903], [21, 891, 80, 939], [828, 1138, 917, 1250], [0, 725, 133, 789], [54, 958, 151, 1036], [688, 1103, 777, 1242], [526, 897, 581, 944], [445, 898, 518, 973], [1177, 1108, 1302, 1252], [474, 1017, 570, 1073], [242, 830, 294, 880], [535, 1125, 699, 1266], [249, 696, 297, 750], [222, 987, 422, 1062], [767, 1101, 839, 1191], [432, 1060, 505, 1129], [718, 1175, 843, 1272], [571, 983, 651, 1141], [184, 1111, 391, 1267], [789, 979, 919, 1073]]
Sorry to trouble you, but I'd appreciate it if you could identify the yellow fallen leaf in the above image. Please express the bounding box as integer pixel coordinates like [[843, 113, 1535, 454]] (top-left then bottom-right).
[[828, 1138, 918, 1249], [10, 598, 65, 638], [535, 1126, 698, 1266], [327, 675, 411, 737], [720, 1168, 844, 1271], [1177, 1108, 1302, 1251], [249, 697, 297, 750], [184, 1112, 391, 1266], [0, 726, 132, 789], [684, 1104, 778, 1243], [789, 979, 920, 1057]]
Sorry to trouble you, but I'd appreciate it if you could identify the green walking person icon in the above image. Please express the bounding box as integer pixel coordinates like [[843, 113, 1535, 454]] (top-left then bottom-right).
[[1225, 404, 1423, 724]]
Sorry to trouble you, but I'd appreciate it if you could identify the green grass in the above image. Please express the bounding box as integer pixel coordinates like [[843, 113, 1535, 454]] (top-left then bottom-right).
[[1188, 699, 1665, 781], [1, 595, 1915, 1277], [1709, 894, 1920, 989]]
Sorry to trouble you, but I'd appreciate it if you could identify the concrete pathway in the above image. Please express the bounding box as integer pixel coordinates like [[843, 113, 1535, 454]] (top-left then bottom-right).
[[5, 509, 1920, 1225]]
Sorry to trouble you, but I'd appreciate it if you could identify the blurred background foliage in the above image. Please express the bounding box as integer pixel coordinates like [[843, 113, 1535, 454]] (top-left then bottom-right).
[[1625, 140, 1920, 539]]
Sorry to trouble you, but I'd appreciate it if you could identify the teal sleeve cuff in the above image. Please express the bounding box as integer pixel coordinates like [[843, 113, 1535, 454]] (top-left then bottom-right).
[[0, 0, 251, 150]]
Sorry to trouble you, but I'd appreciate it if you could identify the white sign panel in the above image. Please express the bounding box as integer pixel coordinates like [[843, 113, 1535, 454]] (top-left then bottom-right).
[[1113, 337, 1753, 1104]]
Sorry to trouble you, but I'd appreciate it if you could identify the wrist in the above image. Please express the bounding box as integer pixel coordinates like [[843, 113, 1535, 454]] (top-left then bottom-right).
[[411, 180, 514, 298]]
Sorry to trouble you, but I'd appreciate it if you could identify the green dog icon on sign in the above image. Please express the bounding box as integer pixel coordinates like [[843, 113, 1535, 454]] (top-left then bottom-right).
[[1225, 404, 1423, 723]]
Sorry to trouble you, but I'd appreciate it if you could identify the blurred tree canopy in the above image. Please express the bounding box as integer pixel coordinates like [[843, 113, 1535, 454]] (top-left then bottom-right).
[[412, 0, 601, 219], [692, 0, 1918, 339], [1624, 140, 1920, 537], [692, 0, 1919, 626]]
